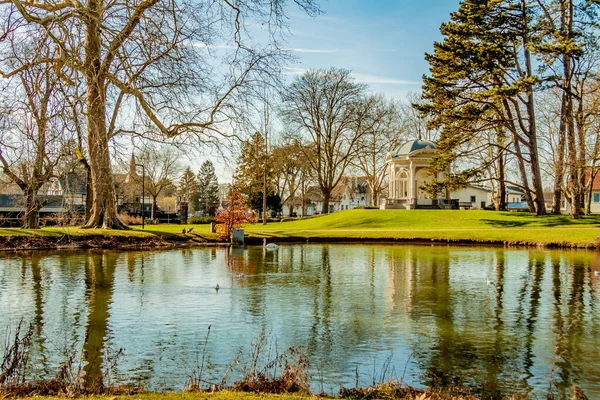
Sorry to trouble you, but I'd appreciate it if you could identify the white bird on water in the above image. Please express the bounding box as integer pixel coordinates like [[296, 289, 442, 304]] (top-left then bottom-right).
[[263, 238, 279, 251]]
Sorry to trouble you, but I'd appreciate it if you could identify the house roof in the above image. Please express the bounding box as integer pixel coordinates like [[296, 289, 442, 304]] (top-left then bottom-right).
[[390, 139, 436, 158], [586, 168, 600, 191]]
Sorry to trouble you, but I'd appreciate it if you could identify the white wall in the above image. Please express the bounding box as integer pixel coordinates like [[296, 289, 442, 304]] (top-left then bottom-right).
[[450, 187, 493, 208]]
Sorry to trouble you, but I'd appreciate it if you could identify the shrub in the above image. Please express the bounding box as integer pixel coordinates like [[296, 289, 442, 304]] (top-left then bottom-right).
[[354, 206, 379, 210], [189, 216, 217, 224], [118, 213, 142, 225]]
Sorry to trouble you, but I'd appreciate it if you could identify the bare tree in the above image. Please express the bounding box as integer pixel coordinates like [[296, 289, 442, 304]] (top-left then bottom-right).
[[271, 140, 311, 216], [137, 144, 182, 220], [353, 94, 406, 207], [0, 41, 73, 228], [0, 0, 319, 229], [281, 68, 366, 214]]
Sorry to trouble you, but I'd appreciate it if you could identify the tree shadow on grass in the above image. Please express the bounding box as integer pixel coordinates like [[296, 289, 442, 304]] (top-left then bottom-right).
[[482, 213, 600, 228], [481, 219, 530, 228]]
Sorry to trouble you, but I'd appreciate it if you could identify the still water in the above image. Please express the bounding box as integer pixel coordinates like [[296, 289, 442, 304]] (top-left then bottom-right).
[[1, 244, 599, 397]]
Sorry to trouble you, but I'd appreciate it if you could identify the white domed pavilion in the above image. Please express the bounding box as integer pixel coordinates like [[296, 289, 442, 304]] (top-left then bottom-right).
[[381, 139, 452, 209]]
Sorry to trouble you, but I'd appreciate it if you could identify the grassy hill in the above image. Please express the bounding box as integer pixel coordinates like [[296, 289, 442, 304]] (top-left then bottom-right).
[[1, 210, 599, 249], [246, 209, 600, 248]]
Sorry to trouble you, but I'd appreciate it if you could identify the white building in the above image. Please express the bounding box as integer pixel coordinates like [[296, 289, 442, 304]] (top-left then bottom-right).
[[381, 139, 452, 209], [381, 139, 523, 210]]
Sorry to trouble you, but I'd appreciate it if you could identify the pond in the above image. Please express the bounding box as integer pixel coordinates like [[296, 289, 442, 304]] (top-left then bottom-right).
[[1, 244, 599, 397]]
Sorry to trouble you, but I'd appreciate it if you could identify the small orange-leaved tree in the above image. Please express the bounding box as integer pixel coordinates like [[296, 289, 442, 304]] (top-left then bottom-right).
[[216, 184, 257, 240]]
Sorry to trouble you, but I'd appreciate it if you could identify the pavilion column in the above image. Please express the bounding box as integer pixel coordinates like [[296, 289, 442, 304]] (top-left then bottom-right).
[[410, 162, 417, 208], [390, 164, 395, 199]]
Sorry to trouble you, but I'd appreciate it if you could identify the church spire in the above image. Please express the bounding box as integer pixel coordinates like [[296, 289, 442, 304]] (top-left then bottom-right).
[[129, 153, 136, 176], [125, 153, 137, 183]]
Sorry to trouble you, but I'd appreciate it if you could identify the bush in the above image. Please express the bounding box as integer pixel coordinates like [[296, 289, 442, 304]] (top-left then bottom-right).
[[118, 213, 142, 225], [354, 206, 379, 210], [189, 216, 217, 224]]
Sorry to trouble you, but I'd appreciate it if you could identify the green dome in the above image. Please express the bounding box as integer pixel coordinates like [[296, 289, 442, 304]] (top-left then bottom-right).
[[392, 139, 436, 157]]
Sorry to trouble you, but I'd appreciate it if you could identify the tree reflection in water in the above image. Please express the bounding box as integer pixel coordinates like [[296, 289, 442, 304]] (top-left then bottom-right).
[[1, 245, 599, 397]]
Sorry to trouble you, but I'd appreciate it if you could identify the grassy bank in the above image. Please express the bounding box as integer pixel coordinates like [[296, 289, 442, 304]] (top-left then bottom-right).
[[1, 210, 600, 250], [246, 209, 600, 248], [0, 224, 219, 250]]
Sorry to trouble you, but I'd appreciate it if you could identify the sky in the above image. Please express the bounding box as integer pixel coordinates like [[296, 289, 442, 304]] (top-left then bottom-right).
[[204, 0, 463, 182], [282, 0, 462, 100]]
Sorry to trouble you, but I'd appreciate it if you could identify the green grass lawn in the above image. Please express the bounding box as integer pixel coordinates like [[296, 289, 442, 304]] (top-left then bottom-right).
[[2, 210, 600, 248], [0, 223, 217, 241], [245, 209, 600, 247]]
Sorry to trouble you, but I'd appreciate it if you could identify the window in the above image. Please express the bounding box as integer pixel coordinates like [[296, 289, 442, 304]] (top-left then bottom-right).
[[470, 195, 476, 203], [397, 171, 408, 198], [594, 193, 600, 203]]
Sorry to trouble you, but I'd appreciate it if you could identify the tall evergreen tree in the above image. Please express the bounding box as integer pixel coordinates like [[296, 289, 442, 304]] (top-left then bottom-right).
[[178, 167, 200, 212], [421, 0, 547, 215], [234, 131, 276, 217], [197, 161, 220, 216]]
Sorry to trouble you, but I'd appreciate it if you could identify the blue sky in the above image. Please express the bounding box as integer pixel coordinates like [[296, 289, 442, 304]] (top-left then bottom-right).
[[282, 0, 462, 100], [200, 0, 464, 182]]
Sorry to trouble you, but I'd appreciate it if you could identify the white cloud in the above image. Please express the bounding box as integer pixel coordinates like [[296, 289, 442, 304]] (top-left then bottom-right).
[[352, 73, 418, 85], [285, 47, 339, 53], [283, 67, 307, 75]]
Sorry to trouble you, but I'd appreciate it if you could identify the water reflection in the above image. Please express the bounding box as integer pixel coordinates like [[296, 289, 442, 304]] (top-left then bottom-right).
[[0, 245, 599, 397]]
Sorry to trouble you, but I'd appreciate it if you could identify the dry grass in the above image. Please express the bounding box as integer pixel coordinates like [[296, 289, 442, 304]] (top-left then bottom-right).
[[118, 212, 143, 226]]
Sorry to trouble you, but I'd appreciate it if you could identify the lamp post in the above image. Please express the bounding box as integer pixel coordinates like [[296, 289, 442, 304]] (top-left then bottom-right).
[[136, 163, 145, 229]]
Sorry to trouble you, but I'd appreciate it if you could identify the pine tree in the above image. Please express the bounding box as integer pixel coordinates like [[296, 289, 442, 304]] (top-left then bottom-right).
[[178, 167, 200, 212], [234, 131, 276, 217], [197, 161, 220, 216], [421, 0, 547, 215]]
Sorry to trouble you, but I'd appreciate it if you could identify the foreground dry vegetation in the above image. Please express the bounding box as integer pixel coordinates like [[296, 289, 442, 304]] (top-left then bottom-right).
[[0, 323, 589, 400]]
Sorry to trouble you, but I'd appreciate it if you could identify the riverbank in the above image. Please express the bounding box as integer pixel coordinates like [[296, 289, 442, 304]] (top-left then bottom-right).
[[0, 391, 502, 400], [1, 209, 600, 251]]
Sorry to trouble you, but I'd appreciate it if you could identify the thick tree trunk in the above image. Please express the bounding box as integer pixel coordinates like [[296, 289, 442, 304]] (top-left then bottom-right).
[[321, 191, 331, 214], [23, 189, 41, 229], [82, 0, 127, 229], [289, 204, 294, 217]]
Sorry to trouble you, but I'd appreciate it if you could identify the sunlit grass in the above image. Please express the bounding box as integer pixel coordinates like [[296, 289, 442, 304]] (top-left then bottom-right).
[[0, 223, 217, 241], [245, 209, 600, 247]]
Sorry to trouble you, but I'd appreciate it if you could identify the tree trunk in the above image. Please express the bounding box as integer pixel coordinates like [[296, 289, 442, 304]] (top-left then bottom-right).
[[368, 180, 378, 207], [495, 136, 506, 211], [519, 0, 546, 216], [23, 188, 41, 229], [553, 92, 567, 214], [151, 196, 157, 220], [513, 138, 535, 212], [321, 191, 331, 214], [289, 204, 294, 217], [82, 0, 127, 229]]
